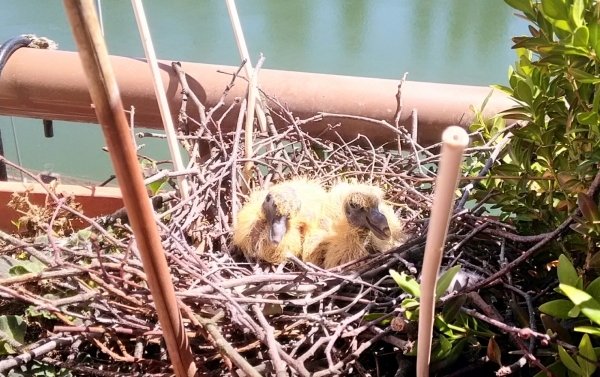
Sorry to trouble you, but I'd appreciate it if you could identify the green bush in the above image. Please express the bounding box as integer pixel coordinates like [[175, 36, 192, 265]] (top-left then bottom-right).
[[472, 0, 600, 252], [468, 1, 600, 375]]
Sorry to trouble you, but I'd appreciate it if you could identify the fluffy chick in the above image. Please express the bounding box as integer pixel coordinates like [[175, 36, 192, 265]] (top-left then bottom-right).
[[232, 177, 328, 264], [307, 181, 403, 269]]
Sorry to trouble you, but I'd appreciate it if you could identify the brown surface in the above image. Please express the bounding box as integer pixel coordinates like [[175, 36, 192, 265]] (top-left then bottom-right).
[[0, 181, 123, 232], [0, 48, 514, 148]]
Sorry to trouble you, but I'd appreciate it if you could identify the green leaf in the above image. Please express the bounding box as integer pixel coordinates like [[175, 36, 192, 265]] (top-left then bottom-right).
[[572, 222, 593, 236], [25, 306, 57, 320], [434, 315, 453, 336], [577, 111, 599, 125], [442, 294, 467, 324], [560, 345, 584, 375], [504, 0, 534, 15], [10, 220, 20, 231], [587, 277, 600, 302], [147, 178, 169, 196], [536, 54, 567, 66], [578, 193, 600, 223], [430, 339, 467, 372], [363, 313, 387, 322], [590, 17, 600, 43], [401, 298, 420, 309], [569, 304, 582, 318], [541, 0, 569, 20], [363, 313, 392, 326], [533, 361, 567, 377], [568, 68, 600, 83], [552, 19, 573, 33], [572, 0, 585, 28], [577, 334, 597, 377], [389, 269, 421, 298], [491, 84, 513, 95], [539, 299, 576, 319], [560, 284, 600, 325], [542, 314, 573, 343], [514, 80, 534, 105], [589, 253, 600, 269], [494, 163, 525, 175], [404, 307, 419, 321], [558, 254, 579, 286], [11, 360, 74, 377], [8, 259, 46, 277], [77, 229, 92, 243], [575, 326, 600, 336], [538, 45, 588, 56], [430, 334, 453, 362], [436, 265, 461, 300], [573, 26, 590, 47], [510, 299, 531, 328], [513, 36, 547, 49], [595, 38, 600, 58], [0, 315, 26, 355]]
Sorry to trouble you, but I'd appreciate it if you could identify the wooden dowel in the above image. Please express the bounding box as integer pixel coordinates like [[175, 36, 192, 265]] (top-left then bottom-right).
[[61, 1, 197, 376], [131, 0, 189, 199], [416, 126, 469, 377]]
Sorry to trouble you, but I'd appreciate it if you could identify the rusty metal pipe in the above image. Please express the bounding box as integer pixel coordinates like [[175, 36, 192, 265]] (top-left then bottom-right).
[[0, 48, 513, 148], [62, 1, 197, 376]]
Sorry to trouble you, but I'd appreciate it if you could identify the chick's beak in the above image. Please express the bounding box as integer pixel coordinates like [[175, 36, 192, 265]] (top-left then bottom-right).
[[269, 215, 288, 245], [365, 208, 391, 240]]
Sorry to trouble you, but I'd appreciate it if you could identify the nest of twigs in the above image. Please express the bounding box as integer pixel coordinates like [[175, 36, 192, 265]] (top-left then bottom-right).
[[0, 60, 553, 377]]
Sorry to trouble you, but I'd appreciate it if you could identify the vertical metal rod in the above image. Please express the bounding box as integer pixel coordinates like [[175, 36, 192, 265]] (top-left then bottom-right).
[[61, 1, 197, 376], [43, 119, 54, 138], [0, 127, 7, 181], [95, 0, 104, 35], [10, 117, 24, 182]]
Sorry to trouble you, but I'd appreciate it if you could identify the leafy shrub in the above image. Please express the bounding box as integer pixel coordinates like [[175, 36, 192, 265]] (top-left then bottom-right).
[[472, 0, 600, 239], [467, 1, 600, 375]]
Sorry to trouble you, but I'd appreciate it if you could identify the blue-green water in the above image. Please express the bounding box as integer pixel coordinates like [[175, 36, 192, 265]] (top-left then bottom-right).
[[0, 0, 528, 182]]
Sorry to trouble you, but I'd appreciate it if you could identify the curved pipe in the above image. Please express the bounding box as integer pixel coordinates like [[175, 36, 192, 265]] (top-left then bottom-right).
[[0, 35, 32, 74], [0, 48, 514, 148], [0, 35, 35, 182]]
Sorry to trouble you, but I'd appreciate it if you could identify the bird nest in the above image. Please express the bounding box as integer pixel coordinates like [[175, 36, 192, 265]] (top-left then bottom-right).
[[0, 61, 541, 377]]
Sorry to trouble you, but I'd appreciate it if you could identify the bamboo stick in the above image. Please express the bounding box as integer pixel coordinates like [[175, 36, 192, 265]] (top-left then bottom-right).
[[416, 126, 469, 377], [61, 1, 197, 376], [131, 0, 189, 200], [225, 0, 265, 193], [224, 0, 268, 134]]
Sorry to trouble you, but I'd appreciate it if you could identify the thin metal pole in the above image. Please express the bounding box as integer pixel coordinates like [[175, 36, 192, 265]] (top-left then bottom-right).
[[61, 1, 197, 376], [94, 0, 104, 35], [0, 127, 7, 181], [9, 117, 24, 182]]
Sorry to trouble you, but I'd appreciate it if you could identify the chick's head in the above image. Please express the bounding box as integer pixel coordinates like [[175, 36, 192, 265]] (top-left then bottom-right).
[[343, 188, 391, 240], [262, 186, 302, 246]]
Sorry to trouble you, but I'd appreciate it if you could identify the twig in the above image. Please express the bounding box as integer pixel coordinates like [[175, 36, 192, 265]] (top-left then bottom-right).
[[0, 336, 81, 373], [393, 72, 409, 155]]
